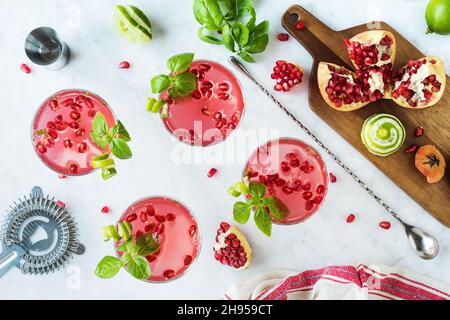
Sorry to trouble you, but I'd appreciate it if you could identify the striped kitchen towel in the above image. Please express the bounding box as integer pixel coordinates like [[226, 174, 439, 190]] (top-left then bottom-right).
[[224, 264, 450, 300]]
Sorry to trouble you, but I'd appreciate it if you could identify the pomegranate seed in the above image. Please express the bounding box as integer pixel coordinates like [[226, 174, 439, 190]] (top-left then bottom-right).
[[75, 128, 85, 136], [192, 90, 201, 100], [46, 121, 56, 130], [379, 221, 391, 230], [63, 139, 73, 149], [207, 168, 218, 178], [119, 61, 130, 69], [301, 182, 311, 190], [329, 173, 337, 183], [184, 255, 193, 266], [155, 215, 166, 223], [199, 63, 211, 72], [316, 185, 325, 194], [305, 200, 314, 211], [145, 223, 156, 233], [220, 222, 230, 232], [156, 223, 165, 234], [346, 214, 356, 223], [69, 164, 79, 174], [58, 174, 67, 179], [414, 127, 424, 137], [313, 196, 323, 204], [282, 186, 293, 195], [70, 111, 81, 121], [135, 230, 143, 239], [277, 33, 289, 41], [48, 130, 58, 139], [69, 122, 79, 129], [77, 142, 87, 153], [49, 99, 59, 111], [57, 200, 66, 208], [139, 211, 148, 222], [125, 213, 137, 222], [62, 98, 73, 107], [84, 97, 94, 109], [163, 269, 175, 279], [146, 255, 157, 263], [189, 225, 197, 237], [405, 144, 418, 154], [218, 82, 230, 91], [290, 159, 300, 168], [302, 191, 313, 200], [101, 206, 110, 214], [36, 142, 47, 154], [145, 204, 155, 216], [88, 109, 96, 118], [281, 161, 290, 172], [296, 20, 304, 30], [166, 213, 176, 221], [20, 63, 31, 74]]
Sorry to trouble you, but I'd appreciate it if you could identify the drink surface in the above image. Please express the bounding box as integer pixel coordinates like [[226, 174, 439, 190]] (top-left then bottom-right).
[[118, 197, 200, 282], [162, 60, 244, 146], [244, 138, 329, 224], [32, 89, 115, 175]]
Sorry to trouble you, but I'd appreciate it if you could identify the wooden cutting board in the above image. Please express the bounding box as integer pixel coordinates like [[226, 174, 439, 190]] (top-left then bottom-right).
[[281, 5, 450, 226]]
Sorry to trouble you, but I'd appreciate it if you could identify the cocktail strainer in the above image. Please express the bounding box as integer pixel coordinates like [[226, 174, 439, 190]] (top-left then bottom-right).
[[0, 186, 84, 277]]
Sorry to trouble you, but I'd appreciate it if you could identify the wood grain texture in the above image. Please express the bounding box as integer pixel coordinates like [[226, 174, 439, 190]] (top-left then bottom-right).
[[282, 5, 450, 226]]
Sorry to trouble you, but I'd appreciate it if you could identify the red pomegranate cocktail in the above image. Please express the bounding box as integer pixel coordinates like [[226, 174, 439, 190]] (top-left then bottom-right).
[[161, 60, 244, 146], [244, 138, 329, 224], [32, 89, 116, 175], [116, 197, 200, 282]]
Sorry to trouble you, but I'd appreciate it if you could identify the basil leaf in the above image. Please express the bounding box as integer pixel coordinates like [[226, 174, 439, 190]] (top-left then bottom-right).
[[90, 132, 109, 150], [220, 0, 238, 20], [167, 52, 195, 73], [120, 252, 132, 265], [249, 182, 265, 198], [250, 20, 269, 38], [267, 196, 285, 222], [151, 74, 171, 94], [244, 33, 269, 54], [237, 51, 255, 63], [94, 256, 122, 279], [222, 25, 236, 52], [108, 124, 120, 138], [197, 27, 222, 44], [233, 201, 251, 224], [246, 196, 260, 206], [127, 255, 151, 280], [110, 138, 132, 160], [237, 6, 256, 30], [92, 112, 108, 135], [193, 0, 224, 31], [254, 206, 272, 237], [232, 23, 249, 47], [136, 233, 160, 257], [175, 72, 197, 94], [116, 121, 131, 142]]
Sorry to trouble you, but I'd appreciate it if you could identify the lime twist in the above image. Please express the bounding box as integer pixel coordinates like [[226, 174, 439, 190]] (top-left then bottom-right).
[[113, 5, 152, 43], [361, 114, 406, 157]]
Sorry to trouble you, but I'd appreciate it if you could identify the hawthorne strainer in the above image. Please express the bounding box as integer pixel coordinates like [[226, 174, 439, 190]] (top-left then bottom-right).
[[0, 186, 84, 277]]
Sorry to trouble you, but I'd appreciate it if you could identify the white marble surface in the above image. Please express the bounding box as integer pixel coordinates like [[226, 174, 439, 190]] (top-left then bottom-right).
[[0, 0, 449, 300]]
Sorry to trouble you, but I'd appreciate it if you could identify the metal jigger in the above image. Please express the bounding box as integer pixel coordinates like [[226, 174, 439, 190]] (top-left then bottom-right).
[[25, 27, 70, 70]]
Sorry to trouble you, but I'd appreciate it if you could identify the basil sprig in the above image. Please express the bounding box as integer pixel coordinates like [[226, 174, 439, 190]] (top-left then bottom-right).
[[193, 0, 269, 62], [228, 182, 287, 237], [95, 222, 160, 280], [147, 53, 197, 118], [90, 112, 132, 180]]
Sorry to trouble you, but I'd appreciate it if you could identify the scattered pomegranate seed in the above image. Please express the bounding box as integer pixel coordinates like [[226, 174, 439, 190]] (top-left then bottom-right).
[[155, 215, 166, 223], [379, 221, 391, 230], [316, 185, 325, 194], [405, 144, 418, 154], [414, 127, 425, 137], [145, 204, 155, 216], [119, 61, 130, 69], [166, 213, 176, 221], [87, 109, 96, 118], [20, 63, 31, 74], [329, 173, 337, 183], [145, 223, 156, 233], [207, 168, 218, 178], [277, 33, 289, 41], [272, 60, 303, 92], [140, 211, 148, 222], [189, 225, 197, 237], [58, 174, 67, 179], [346, 214, 356, 223], [69, 164, 79, 174], [57, 200, 66, 208], [146, 255, 157, 263], [296, 20, 304, 30], [101, 206, 110, 214]]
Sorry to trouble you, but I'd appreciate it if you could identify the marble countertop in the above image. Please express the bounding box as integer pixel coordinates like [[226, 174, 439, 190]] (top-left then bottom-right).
[[0, 0, 449, 299]]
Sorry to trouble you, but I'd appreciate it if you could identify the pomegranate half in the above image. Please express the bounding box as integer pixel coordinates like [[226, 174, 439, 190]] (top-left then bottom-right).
[[213, 222, 252, 270], [344, 30, 397, 69], [392, 57, 446, 109]]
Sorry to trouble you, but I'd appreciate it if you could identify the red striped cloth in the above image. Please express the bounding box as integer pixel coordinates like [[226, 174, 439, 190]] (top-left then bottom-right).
[[224, 264, 450, 300]]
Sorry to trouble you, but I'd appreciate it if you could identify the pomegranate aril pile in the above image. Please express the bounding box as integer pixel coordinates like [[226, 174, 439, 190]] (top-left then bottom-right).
[[345, 35, 393, 69], [272, 60, 303, 92], [213, 222, 250, 270]]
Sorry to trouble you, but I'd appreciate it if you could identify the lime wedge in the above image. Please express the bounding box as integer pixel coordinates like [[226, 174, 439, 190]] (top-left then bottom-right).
[[113, 5, 152, 44], [92, 157, 115, 169], [128, 5, 152, 32]]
